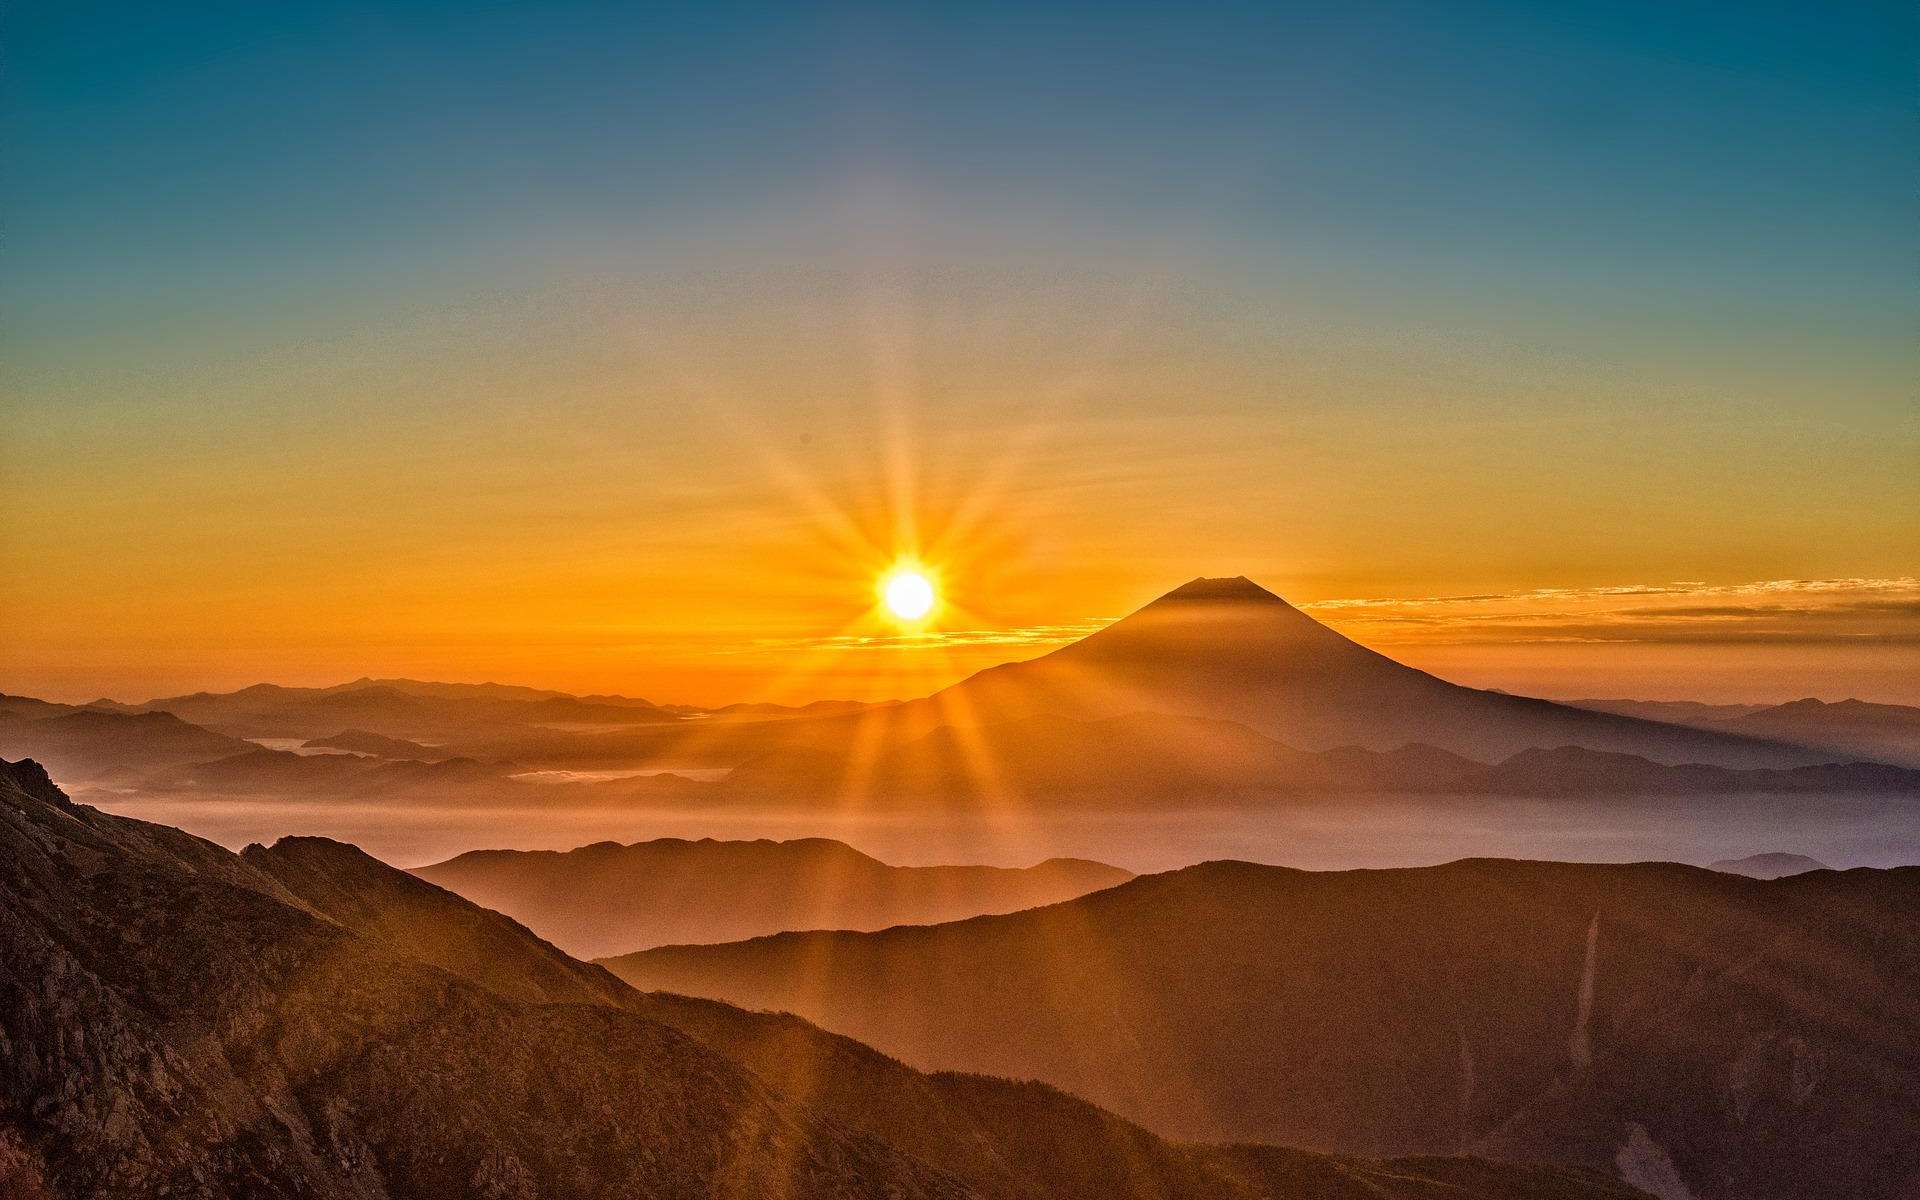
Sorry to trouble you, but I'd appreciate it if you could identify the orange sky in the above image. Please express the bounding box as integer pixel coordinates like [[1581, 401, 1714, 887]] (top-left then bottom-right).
[[4, 311, 1916, 713], [4, 259, 1916, 706], [6, 224, 1917, 709]]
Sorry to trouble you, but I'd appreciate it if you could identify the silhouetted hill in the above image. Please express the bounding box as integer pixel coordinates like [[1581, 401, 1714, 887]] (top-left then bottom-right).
[[1708, 851, 1830, 879], [141, 745, 511, 798], [605, 856, 1920, 1200], [412, 837, 1132, 957], [142, 682, 434, 735], [302, 728, 445, 758], [354, 677, 652, 705], [138, 678, 684, 740], [241, 823, 1636, 1200], [0, 760, 969, 1198], [1470, 745, 1918, 796], [1569, 698, 1767, 723], [908, 578, 1835, 769], [1719, 699, 1920, 768], [1572, 696, 1920, 768], [0, 759, 1628, 1200], [678, 699, 876, 719], [0, 708, 254, 780], [0, 694, 76, 721]]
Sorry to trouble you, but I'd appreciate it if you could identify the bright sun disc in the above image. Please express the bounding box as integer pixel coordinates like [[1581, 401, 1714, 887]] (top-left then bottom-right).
[[881, 569, 936, 621]]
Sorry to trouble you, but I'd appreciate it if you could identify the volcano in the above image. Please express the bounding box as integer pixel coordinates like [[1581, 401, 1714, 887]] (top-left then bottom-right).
[[916, 577, 1828, 769]]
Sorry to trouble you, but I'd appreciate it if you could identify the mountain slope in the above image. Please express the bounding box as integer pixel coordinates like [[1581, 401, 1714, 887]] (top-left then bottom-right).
[[302, 729, 445, 758], [0, 758, 1633, 1200], [914, 578, 1832, 769], [258, 834, 1644, 1200], [604, 856, 1920, 1200], [0, 762, 965, 1199], [0, 708, 255, 780], [413, 837, 1132, 957]]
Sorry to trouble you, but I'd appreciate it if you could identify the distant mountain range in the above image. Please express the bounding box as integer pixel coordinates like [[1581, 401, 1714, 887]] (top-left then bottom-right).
[[0, 758, 1637, 1200], [9, 702, 1913, 815], [725, 712, 1920, 808], [604, 856, 1920, 1200], [4, 577, 1917, 814], [126, 744, 506, 800], [415, 837, 1132, 957], [136, 678, 685, 738], [301, 728, 446, 758], [1571, 697, 1920, 768]]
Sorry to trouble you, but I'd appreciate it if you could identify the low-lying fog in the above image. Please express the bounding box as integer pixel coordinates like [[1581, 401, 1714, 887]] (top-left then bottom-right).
[[84, 791, 1919, 874]]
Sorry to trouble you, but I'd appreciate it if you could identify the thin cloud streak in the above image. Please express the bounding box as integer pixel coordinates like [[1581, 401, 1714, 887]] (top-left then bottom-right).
[[1302, 577, 1920, 609], [1302, 577, 1920, 647]]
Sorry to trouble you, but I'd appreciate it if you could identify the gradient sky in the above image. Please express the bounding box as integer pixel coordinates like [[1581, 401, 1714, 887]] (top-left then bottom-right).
[[4, 1, 1916, 704]]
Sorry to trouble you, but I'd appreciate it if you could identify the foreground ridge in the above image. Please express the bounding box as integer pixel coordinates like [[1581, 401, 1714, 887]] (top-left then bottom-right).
[[0, 758, 1642, 1200], [604, 854, 1920, 1200]]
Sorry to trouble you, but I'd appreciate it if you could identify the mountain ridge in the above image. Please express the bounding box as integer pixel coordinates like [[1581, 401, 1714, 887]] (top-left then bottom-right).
[[0, 757, 1639, 1200], [602, 852, 1920, 1200], [413, 835, 1135, 957]]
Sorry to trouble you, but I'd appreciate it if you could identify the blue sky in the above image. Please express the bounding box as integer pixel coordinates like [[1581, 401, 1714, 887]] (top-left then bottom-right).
[[11, 1, 1913, 326]]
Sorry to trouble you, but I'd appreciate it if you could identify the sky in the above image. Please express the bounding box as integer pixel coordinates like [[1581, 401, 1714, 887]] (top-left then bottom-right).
[[4, 0, 1916, 705]]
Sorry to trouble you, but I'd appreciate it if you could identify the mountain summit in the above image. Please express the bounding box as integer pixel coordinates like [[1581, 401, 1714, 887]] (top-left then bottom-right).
[[1151, 576, 1288, 604]]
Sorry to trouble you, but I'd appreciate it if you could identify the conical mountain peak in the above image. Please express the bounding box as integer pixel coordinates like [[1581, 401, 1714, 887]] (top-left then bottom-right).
[[1077, 574, 1397, 670], [928, 574, 1824, 768]]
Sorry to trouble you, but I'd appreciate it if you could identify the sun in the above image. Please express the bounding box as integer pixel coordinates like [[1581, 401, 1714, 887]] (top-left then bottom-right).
[[879, 567, 937, 622]]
